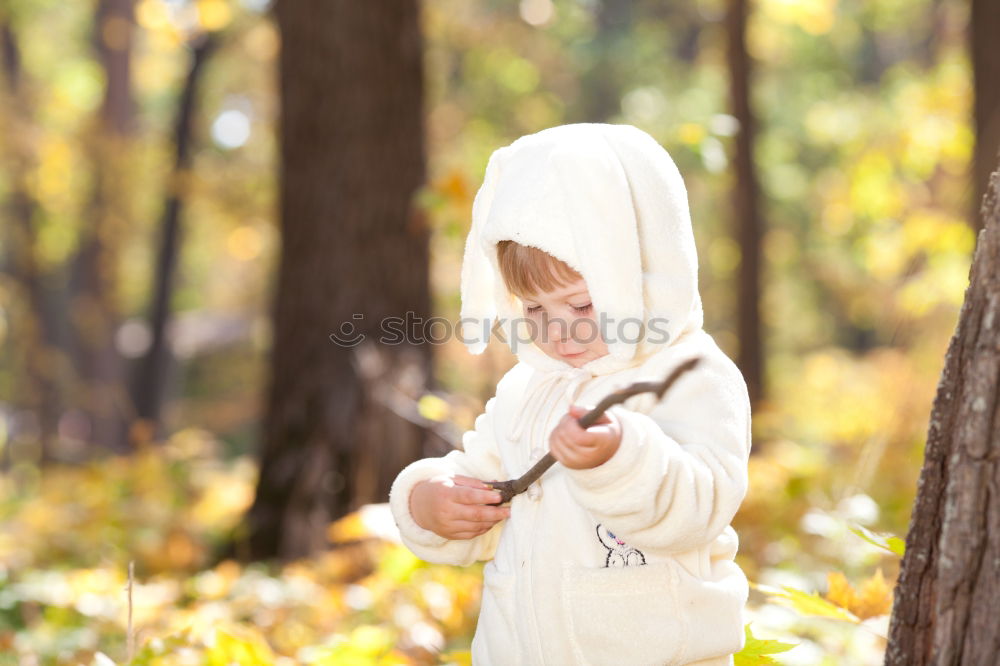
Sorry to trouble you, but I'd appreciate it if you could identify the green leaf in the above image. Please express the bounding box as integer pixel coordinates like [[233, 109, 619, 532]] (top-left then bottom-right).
[[733, 623, 797, 665], [848, 523, 906, 557], [752, 582, 860, 622]]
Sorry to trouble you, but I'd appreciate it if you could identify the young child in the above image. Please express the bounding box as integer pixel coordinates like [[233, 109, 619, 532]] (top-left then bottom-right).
[[389, 123, 752, 665]]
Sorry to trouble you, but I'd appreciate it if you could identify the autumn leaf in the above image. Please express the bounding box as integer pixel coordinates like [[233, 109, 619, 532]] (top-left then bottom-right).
[[752, 581, 860, 622], [849, 523, 906, 557], [438, 168, 472, 204], [823, 569, 893, 620], [207, 625, 275, 666], [824, 571, 858, 611], [854, 568, 894, 619], [733, 623, 796, 665]]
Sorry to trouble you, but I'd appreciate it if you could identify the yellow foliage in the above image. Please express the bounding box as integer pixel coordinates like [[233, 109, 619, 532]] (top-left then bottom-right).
[[855, 569, 894, 619], [850, 151, 905, 221], [196, 0, 233, 31], [188, 460, 256, 525], [439, 650, 473, 666], [418, 394, 452, 423], [759, 0, 838, 35], [436, 169, 472, 206], [753, 581, 859, 622], [328, 512, 372, 543], [227, 226, 265, 261], [824, 571, 857, 610], [34, 138, 78, 238], [824, 568, 893, 620], [207, 624, 275, 665], [676, 123, 706, 146], [136, 0, 185, 45]]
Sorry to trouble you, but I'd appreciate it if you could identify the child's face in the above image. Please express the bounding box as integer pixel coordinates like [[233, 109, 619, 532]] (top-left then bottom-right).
[[517, 277, 609, 368]]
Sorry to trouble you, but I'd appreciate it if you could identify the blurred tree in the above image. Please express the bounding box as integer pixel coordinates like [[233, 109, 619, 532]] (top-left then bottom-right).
[[574, 0, 632, 123], [726, 0, 764, 407], [0, 13, 64, 463], [127, 33, 219, 445], [243, 0, 431, 561], [884, 153, 1000, 664], [94, 0, 136, 135], [971, 0, 999, 232], [67, 0, 137, 453]]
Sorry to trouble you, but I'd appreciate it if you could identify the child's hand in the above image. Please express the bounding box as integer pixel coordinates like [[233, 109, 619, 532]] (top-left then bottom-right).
[[410, 474, 511, 540], [549, 405, 622, 470]]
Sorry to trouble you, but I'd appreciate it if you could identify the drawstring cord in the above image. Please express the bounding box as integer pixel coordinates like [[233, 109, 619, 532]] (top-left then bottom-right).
[[506, 366, 593, 499]]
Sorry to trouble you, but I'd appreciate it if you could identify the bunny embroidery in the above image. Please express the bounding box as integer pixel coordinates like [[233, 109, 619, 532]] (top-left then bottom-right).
[[596, 523, 646, 567]]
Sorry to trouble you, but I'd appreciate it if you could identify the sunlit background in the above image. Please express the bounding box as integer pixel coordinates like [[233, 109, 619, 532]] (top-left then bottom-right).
[[0, 0, 992, 663]]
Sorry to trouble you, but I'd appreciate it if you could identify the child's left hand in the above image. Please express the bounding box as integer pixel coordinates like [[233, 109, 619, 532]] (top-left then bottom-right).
[[549, 405, 623, 470]]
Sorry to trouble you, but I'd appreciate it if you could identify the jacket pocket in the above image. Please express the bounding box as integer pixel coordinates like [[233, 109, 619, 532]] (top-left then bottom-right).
[[561, 561, 685, 666], [672, 558, 748, 662], [473, 561, 520, 665]]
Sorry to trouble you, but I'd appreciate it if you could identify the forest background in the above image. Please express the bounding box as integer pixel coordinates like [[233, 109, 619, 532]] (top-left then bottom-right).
[[0, 0, 996, 664]]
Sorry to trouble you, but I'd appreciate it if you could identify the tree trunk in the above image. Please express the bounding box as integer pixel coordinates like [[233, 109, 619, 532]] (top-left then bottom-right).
[[127, 34, 218, 444], [971, 0, 1000, 233], [0, 16, 66, 464], [884, 149, 1000, 664], [576, 0, 633, 123], [726, 0, 764, 408], [67, 0, 137, 452], [244, 0, 431, 562], [95, 0, 136, 135]]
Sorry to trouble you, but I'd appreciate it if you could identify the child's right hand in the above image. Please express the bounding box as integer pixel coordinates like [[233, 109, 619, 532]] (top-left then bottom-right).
[[409, 474, 511, 540]]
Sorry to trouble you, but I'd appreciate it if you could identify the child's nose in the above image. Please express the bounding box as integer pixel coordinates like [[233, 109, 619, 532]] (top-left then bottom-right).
[[546, 318, 568, 342]]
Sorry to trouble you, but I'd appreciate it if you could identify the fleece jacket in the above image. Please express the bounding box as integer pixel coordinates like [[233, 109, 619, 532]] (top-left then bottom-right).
[[389, 123, 752, 665]]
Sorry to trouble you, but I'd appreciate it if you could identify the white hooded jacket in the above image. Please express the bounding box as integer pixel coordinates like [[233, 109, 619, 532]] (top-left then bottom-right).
[[389, 123, 752, 665]]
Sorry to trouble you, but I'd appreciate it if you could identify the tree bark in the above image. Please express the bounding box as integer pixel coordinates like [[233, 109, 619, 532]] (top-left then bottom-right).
[[244, 0, 431, 562], [884, 150, 1000, 664], [726, 0, 764, 408]]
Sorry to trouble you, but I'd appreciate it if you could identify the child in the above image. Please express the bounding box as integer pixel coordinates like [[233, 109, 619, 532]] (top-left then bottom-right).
[[389, 123, 752, 665]]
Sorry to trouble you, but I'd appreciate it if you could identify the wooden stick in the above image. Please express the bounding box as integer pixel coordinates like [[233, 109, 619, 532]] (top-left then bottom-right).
[[486, 356, 701, 504]]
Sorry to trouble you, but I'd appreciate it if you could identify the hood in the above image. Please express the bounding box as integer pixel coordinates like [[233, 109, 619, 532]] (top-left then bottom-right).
[[459, 123, 704, 377]]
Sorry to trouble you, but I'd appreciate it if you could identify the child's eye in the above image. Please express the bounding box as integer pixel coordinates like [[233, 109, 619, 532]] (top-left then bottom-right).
[[572, 303, 593, 313], [525, 305, 542, 313]]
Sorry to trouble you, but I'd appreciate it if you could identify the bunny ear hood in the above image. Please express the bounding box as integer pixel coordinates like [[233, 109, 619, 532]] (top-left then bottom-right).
[[459, 123, 704, 376]]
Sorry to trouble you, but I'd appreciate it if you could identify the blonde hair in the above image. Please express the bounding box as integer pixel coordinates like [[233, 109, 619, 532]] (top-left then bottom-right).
[[495, 240, 581, 297]]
